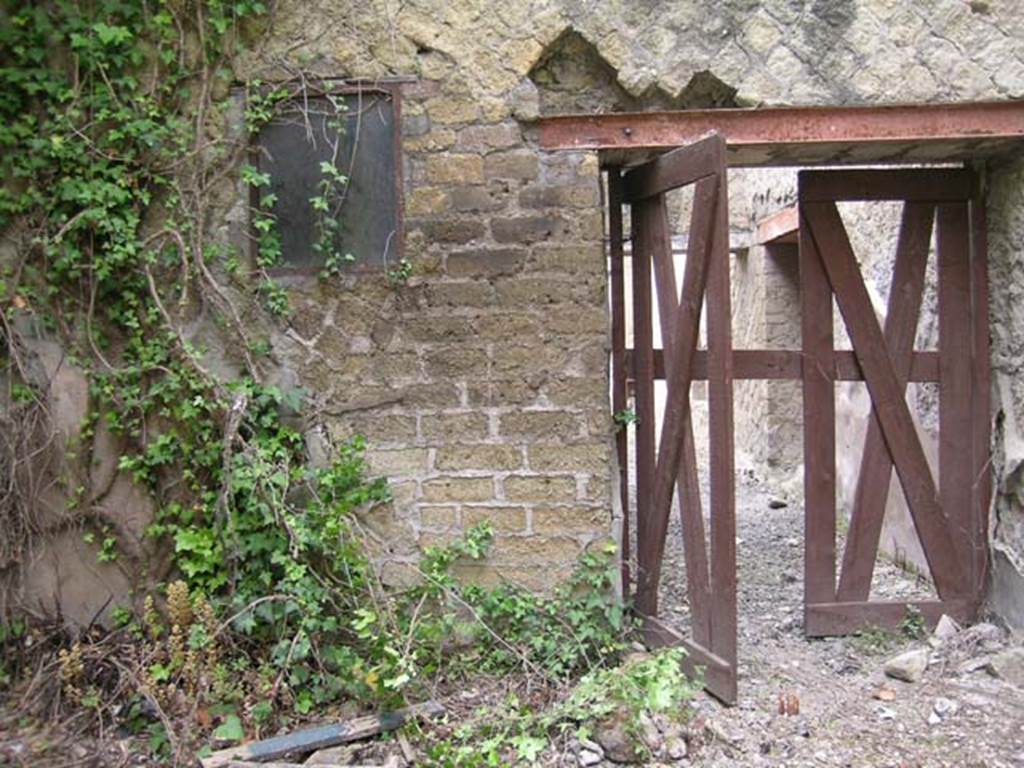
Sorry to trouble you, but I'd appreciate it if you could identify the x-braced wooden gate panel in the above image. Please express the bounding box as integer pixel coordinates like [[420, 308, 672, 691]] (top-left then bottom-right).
[[609, 133, 738, 703], [799, 169, 991, 636]]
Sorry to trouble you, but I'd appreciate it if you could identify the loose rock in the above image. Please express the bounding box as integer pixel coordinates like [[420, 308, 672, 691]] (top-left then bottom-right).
[[985, 646, 1024, 687], [884, 648, 930, 683], [933, 614, 961, 642], [666, 736, 688, 761]]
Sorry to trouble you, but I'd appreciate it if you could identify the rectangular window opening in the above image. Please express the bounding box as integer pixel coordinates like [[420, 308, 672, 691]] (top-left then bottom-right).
[[253, 85, 402, 274]]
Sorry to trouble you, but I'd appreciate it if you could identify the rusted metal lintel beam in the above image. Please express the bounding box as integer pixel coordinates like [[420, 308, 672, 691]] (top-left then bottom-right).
[[539, 101, 1024, 166]]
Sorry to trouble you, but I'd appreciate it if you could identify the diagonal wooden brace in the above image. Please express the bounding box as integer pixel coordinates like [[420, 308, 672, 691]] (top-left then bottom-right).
[[804, 201, 966, 598], [837, 202, 935, 600]]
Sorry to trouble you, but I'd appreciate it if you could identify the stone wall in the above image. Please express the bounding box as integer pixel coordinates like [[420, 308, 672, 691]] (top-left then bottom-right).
[[7, 0, 1024, 623]]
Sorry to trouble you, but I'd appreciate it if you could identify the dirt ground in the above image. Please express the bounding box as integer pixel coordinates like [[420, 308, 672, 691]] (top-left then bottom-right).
[[648, 469, 1024, 768]]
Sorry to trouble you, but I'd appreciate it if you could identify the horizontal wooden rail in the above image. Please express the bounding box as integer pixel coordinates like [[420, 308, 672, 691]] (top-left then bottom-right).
[[804, 600, 972, 637], [625, 348, 940, 383]]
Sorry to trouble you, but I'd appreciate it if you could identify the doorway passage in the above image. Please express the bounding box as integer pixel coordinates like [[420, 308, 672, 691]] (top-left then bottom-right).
[[539, 102, 1024, 704]]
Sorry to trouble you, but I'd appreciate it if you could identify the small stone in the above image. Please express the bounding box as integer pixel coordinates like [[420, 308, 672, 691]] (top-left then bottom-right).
[[666, 736, 688, 761], [931, 696, 959, 721], [933, 614, 961, 641], [884, 647, 931, 683], [768, 498, 788, 509], [928, 710, 942, 725], [877, 706, 896, 721], [579, 737, 603, 757], [579, 748, 603, 767], [639, 712, 663, 753], [964, 622, 1005, 650], [985, 646, 1024, 687], [596, 711, 640, 763]]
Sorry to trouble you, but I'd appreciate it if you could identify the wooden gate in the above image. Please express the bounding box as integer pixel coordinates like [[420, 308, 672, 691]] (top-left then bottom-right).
[[609, 149, 990, 705], [610, 133, 738, 703], [799, 169, 990, 636]]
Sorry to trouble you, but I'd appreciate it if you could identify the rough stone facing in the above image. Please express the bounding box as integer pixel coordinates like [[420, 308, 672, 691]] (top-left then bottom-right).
[[10, 0, 1024, 620], [242, 0, 1024, 604]]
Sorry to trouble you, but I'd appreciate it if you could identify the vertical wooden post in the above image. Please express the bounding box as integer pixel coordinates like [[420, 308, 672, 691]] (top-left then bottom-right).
[[608, 168, 631, 596], [632, 197, 657, 615], [969, 192, 992, 609], [706, 167, 737, 683], [799, 187, 837, 610], [938, 203, 974, 593]]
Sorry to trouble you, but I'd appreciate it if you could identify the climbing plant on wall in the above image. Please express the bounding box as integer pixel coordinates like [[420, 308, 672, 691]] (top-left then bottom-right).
[[0, 4, 644, 764]]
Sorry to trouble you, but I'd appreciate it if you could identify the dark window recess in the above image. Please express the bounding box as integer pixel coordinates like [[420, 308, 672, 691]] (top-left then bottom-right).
[[256, 91, 399, 271]]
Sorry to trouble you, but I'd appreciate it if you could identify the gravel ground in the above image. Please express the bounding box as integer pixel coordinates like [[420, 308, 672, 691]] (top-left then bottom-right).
[[639, 467, 1024, 767]]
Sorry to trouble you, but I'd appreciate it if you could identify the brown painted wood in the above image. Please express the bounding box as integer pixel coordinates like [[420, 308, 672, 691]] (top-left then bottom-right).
[[626, 349, 941, 383], [705, 161, 737, 673], [639, 175, 719, 617], [631, 196, 657, 613], [837, 203, 934, 601], [802, 200, 966, 598], [622, 133, 726, 202], [799, 169, 975, 202], [648, 194, 712, 648], [608, 168, 631, 595], [938, 203, 975, 591], [804, 600, 973, 637], [756, 205, 799, 245], [800, 205, 837, 608], [969, 196, 992, 608], [704, 160, 737, 671], [640, 615, 737, 704]]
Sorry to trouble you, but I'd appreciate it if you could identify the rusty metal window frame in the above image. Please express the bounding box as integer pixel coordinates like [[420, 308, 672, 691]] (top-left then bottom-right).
[[247, 78, 405, 277]]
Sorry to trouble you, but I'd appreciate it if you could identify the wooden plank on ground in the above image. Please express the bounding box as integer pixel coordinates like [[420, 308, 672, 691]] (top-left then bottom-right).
[[837, 202, 934, 601], [803, 200, 966, 598], [201, 702, 443, 768]]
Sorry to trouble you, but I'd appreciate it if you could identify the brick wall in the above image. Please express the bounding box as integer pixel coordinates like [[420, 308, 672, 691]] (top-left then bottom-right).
[[276, 90, 613, 588]]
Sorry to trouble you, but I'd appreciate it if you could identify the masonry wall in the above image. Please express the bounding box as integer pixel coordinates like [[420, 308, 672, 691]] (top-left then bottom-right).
[[7, 0, 1024, 624]]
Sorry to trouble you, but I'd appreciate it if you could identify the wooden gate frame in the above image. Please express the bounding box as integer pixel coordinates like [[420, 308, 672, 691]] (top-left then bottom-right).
[[799, 169, 991, 635], [610, 134, 738, 703], [609, 146, 991, 705]]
